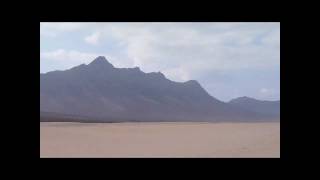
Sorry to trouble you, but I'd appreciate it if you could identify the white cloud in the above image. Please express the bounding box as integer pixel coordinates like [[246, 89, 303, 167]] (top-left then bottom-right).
[[40, 23, 280, 100], [87, 23, 280, 81], [259, 88, 279, 100], [42, 22, 279, 79], [84, 32, 102, 45], [41, 49, 100, 62], [261, 28, 280, 46], [40, 22, 85, 37], [163, 67, 191, 82], [260, 88, 271, 94], [40, 49, 118, 72]]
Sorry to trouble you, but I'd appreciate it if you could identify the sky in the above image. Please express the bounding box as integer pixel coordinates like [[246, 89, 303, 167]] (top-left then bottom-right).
[[40, 22, 280, 102]]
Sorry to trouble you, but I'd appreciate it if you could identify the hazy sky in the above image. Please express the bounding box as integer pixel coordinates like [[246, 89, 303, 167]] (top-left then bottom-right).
[[40, 22, 280, 102]]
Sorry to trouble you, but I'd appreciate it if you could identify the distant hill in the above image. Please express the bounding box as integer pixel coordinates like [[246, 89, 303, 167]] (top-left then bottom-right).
[[40, 56, 279, 122], [229, 96, 280, 117]]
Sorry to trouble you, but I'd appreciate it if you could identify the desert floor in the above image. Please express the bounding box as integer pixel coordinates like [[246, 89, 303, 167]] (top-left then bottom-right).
[[40, 122, 280, 158]]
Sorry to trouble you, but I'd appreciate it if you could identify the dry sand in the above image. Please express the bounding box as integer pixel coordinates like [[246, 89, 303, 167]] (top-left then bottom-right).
[[40, 122, 280, 158]]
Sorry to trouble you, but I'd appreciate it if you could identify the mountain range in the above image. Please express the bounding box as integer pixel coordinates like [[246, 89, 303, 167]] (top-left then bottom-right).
[[40, 56, 280, 122], [229, 96, 280, 116]]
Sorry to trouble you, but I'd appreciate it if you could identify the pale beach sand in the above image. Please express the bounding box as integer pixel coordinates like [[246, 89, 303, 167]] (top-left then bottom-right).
[[40, 122, 280, 158]]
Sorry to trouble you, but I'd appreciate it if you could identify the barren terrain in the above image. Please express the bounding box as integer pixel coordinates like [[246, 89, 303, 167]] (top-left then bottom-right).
[[40, 122, 280, 158]]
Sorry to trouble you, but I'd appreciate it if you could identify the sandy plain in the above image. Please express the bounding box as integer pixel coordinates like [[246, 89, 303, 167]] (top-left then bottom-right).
[[40, 122, 280, 158]]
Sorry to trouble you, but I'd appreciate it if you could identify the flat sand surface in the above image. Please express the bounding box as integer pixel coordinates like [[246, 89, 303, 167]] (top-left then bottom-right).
[[40, 122, 280, 158]]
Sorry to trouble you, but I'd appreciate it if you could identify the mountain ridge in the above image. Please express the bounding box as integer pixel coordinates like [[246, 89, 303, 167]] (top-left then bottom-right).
[[229, 96, 280, 116], [40, 56, 279, 122]]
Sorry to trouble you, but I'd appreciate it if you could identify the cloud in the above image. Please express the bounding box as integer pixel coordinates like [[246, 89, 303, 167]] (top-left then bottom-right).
[[83, 23, 280, 82], [163, 67, 191, 82], [84, 32, 102, 45], [41, 49, 100, 62], [40, 49, 118, 73], [260, 88, 270, 94], [43, 23, 279, 79], [40, 23, 280, 101], [40, 22, 85, 37], [260, 28, 280, 46], [40, 48, 135, 73], [258, 88, 279, 100]]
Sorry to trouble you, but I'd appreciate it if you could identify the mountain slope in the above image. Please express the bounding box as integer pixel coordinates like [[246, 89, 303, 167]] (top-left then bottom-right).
[[229, 96, 280, 117], [40, 56, 276, 122]]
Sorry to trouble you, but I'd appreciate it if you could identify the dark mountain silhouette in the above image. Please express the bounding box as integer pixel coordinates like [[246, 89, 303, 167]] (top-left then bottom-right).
[[229, 96, 280, 117], [40, 56, 279, 122]]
